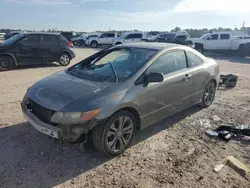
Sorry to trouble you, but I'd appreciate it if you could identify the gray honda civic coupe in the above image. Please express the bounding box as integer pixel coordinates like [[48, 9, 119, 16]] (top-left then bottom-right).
[[21, 43, 220, 156]]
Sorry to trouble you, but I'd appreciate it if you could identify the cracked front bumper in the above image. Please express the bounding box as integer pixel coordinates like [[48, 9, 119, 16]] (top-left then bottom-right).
[[21, 102, 63, 139]]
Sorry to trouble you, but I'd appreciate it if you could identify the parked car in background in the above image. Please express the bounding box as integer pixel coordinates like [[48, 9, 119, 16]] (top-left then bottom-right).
[[0, 33, 5, 40], [87, 32, 117, 48], [21, 43, 219, 156], [71, 34, 88, 46], [60, 32, 77, 42], [142, 31, 161, 42], [4, 31, 26, 40], [155, 32, 192, 46], [83, 34, 98, 46], [113, 32, 143, 45], [193, 31, 250, 57], [0, 33, 75, 71]]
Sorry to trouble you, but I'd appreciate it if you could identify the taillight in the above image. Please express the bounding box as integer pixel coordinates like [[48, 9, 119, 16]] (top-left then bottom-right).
[[67, 41, 73, 47]]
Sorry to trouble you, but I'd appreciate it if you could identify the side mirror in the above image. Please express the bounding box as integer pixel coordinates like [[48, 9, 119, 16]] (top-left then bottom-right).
[[146, 72, 164, 83]]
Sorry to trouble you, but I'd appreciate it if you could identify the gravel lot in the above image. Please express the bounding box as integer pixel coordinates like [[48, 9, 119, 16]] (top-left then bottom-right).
[[0, 48, 249, 188]]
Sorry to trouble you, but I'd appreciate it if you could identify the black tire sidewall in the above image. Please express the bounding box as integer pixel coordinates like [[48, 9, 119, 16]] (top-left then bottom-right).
[[93, 111, 136, 156], [0, 56, 14, 71]]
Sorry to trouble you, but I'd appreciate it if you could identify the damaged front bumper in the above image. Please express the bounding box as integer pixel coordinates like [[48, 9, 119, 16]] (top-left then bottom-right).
[[21, 101, 101, 142]]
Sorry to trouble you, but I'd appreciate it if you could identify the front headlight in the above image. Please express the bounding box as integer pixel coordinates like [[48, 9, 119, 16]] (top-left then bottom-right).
[[51, 109, 101, 125]]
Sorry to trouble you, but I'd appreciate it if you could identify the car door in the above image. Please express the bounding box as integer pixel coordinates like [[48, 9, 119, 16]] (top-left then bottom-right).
[[134, 33, 143, 42], [124, 34, 134, 43], [137, 50, 193, 128], [185, 50, 208, 104], [218, 34, 231, 50], [106, 33, 115, 44], [204, 34, 219, 50], [14, 34, 42, 64], [98, 33, 108, 45], [41, 34, 57, 63]]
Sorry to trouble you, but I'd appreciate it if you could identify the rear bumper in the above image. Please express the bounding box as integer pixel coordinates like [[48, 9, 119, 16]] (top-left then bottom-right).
[[70, 50, 76, 59]]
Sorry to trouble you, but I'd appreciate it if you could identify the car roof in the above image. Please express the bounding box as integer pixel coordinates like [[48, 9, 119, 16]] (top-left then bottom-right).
[[117, 42, 181, 50], [23, 32, 60, 36]]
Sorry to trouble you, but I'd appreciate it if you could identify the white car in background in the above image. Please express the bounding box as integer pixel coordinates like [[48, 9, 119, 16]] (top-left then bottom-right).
[[113, 32, 143, 45], [142, 31, 161, 42], [87, 32, 117, 48]]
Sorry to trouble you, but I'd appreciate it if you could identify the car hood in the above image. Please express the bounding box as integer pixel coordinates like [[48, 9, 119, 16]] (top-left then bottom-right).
[[28, 71, 110, 111]]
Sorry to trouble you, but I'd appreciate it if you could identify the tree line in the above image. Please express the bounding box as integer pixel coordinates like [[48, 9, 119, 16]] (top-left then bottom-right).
[[0, 26, 249, 38]]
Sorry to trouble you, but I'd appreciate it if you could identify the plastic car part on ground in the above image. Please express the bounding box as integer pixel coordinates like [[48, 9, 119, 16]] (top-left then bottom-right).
[[219, 74, 239, 88], [206, 123, 250, 142]]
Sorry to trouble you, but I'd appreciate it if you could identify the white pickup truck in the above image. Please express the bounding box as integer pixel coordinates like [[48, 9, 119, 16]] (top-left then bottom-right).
[[113, 32, 143, 45], [193, 31, 250, 57], [87, 32, 117, 48]]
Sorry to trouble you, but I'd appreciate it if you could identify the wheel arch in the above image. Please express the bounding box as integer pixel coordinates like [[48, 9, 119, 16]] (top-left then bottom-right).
[[59, 50, 72, 59], [110, 107, 141, 131], [0, 53, 17, 66]]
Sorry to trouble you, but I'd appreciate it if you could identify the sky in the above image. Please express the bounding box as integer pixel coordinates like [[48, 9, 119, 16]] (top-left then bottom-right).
[[1, 0, 250, 32]]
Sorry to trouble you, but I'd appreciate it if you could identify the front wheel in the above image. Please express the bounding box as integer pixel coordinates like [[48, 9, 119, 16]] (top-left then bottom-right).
[[0, 56, 15, 71], [199, 81, 216, 107], [58, 53, 71, 66], [91, 41, 98, 48], [92, 111, 136, 156]]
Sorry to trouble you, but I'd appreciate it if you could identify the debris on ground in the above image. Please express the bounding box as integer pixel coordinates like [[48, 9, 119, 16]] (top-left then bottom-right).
[[198, 119, 211, 128], [215, 156, 250, 178], [219, 74, 239, 88], [206, 123, 250, 142], [212, 115, 222, 122]]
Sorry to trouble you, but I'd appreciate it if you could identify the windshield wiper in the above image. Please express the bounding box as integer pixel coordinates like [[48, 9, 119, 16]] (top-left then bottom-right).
[[107, 61, 118, 82]]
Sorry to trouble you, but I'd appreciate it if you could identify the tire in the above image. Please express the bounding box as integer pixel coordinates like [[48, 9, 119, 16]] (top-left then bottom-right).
[[92, 111, 136, 156], [91, 41, 98, 48], [0, 55, 15, 71], [195, 43, 204, 54], [199, 81, 216, 107], [237, 44, 246, 57], [58, 53, 71, 66]]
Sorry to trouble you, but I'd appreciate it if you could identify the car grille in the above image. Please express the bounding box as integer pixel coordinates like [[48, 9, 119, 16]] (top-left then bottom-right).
[[27, 99, 54, 124]]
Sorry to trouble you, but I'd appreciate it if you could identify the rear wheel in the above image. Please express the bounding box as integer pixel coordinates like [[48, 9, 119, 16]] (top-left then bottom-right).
[[92, 111, 136, 156], [199, 81, 216, 107], [91, 41, 98, 48], [238, 45, 246, 57], [0, 55, 15, 71], [58, 53, 71, 66]]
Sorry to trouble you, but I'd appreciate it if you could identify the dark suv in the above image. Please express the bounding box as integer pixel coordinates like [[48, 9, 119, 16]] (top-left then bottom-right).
[[0, 33, 75, 71]]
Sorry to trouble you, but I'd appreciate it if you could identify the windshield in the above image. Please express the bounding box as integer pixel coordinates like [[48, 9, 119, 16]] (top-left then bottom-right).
[[67, 48, 157, 82], [2, 34, 25, 45], [201, 33, 210, 39]]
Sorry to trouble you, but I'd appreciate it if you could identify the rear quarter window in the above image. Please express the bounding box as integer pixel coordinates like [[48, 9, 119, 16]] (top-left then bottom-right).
[[186, 51, 203, 67]]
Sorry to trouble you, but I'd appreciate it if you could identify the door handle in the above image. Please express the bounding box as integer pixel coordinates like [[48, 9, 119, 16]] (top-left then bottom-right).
[[184, 74, 192, 80]]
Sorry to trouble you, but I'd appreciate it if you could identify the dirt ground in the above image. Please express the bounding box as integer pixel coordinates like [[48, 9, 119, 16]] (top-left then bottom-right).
[[0, 48, 249, 188]]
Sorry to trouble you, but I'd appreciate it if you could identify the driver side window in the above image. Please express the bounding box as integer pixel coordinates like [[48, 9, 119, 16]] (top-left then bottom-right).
[[207, 34, 218, 40], [148, 50, 187, 75], [20, 35, 41, 45], [100, 34, 108, 38], [125, 34, 133, 39]]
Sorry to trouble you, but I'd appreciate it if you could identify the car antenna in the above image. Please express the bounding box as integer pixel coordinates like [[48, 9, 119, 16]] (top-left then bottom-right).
[[108, 61, 118, 82]]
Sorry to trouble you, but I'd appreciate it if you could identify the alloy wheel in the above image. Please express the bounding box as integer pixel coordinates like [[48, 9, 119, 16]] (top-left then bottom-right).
[[60, 54, 70, 65], [204, 82, 215, 106], [106, 116, 134, 153]]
